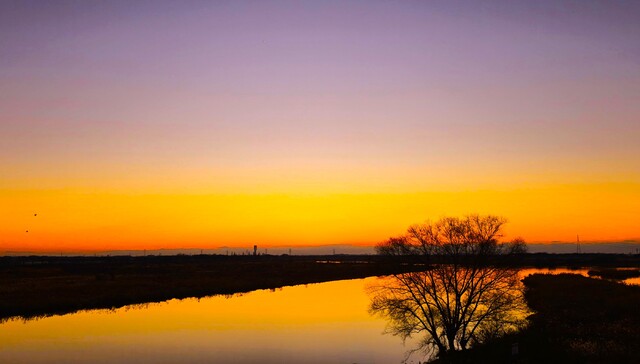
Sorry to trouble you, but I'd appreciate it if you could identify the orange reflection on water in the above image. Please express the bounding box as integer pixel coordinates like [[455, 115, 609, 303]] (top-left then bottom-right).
[[0, 278, 417, 364]]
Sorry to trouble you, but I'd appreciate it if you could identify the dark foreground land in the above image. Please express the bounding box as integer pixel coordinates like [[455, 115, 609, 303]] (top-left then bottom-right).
[[2, 252, 640, 363], [449, 273, 640, 364], [0, 254, 423, 321]]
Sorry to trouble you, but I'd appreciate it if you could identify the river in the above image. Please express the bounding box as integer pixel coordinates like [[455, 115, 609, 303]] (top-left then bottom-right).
[[1, 268, 636, 363]]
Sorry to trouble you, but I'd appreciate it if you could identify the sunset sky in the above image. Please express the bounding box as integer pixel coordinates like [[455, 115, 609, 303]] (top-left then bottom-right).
[[1, 1, 639, 252]]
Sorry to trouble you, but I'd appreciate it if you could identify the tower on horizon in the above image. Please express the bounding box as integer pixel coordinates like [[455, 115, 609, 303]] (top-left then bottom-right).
[[577, 235, 581, 254]]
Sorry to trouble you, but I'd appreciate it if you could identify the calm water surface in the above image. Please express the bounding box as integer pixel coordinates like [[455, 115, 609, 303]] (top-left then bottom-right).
[[0, 277, 418, 364], [1, 268, 637, 364]]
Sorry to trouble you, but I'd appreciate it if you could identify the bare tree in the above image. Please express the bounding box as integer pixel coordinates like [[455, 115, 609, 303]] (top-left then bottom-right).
[[369, 215, 529, 361], [506, 236, 528, 255], [375, 236, 414, 256]]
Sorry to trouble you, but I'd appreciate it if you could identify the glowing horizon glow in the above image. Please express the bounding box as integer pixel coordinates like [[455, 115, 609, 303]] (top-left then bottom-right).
[[2, 183, 639, 252], [1, 1, 639, 252]]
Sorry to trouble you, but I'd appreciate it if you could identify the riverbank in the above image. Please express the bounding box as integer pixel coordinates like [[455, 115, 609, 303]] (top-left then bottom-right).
[[0, 255, 422, 321], [445, 273, 640, 363]]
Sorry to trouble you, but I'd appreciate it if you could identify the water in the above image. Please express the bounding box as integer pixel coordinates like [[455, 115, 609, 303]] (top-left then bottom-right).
[[0, 277, 417, 364], [518, 267, 640, 284], [1, 268, 637, 363]]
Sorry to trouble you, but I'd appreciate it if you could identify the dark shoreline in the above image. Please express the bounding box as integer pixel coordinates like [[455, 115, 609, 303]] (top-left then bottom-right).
[[0, 254, 423, 321], [444, 273, 640, 364], [1, 253, 639, 323]]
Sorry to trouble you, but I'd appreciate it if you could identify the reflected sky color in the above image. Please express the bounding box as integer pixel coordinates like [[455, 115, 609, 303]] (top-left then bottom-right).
[[0, 278, 417, 364], [1, 1, 639, 251]]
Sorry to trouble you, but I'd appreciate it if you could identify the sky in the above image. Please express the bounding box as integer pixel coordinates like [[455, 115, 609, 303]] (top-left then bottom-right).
[[1, 0, 639, 252]]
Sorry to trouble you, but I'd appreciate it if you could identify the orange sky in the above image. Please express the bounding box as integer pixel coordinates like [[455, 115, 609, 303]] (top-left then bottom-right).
[[1, 2, 639, 252], [2, 182, 638, 252]]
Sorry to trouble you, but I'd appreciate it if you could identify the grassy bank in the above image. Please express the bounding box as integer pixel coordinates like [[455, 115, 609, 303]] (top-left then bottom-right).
[[587, 267, 640, 280], [447, 273, 640, 363], [0, 255, 422, 321]]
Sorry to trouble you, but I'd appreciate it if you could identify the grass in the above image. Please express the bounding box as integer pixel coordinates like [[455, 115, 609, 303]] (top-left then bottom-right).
[[442, 273, 640, 364]]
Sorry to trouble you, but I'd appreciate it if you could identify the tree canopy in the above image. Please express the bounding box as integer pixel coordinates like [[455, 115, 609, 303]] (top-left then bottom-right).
[[375, 214, 527, 258]]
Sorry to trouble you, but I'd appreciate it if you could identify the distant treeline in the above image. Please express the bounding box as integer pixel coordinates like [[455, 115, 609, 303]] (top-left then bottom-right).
[[3, 252, 640, 268]]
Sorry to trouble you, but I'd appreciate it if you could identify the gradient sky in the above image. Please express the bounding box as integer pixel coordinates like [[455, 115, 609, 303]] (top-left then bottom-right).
[[1, 1, 639, 252]]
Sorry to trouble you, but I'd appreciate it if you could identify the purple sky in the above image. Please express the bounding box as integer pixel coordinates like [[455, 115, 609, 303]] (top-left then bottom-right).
[[2, 2, 638, 191]]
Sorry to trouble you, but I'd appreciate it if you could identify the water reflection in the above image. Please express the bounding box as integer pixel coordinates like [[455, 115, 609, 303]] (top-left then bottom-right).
[[0, 278, 416, 364], [367, 267, 530, 362], [519, 267, 640, 286]]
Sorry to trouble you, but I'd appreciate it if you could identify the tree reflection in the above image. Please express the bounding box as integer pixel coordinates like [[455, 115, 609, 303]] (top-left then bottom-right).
[[369, 268, 528, 360]]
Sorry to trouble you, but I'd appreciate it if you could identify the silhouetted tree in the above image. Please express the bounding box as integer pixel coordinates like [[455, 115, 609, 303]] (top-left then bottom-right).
[[375, 236, 414, 256], [506, 236, 528, 255], [369, 215, 529, 361]]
